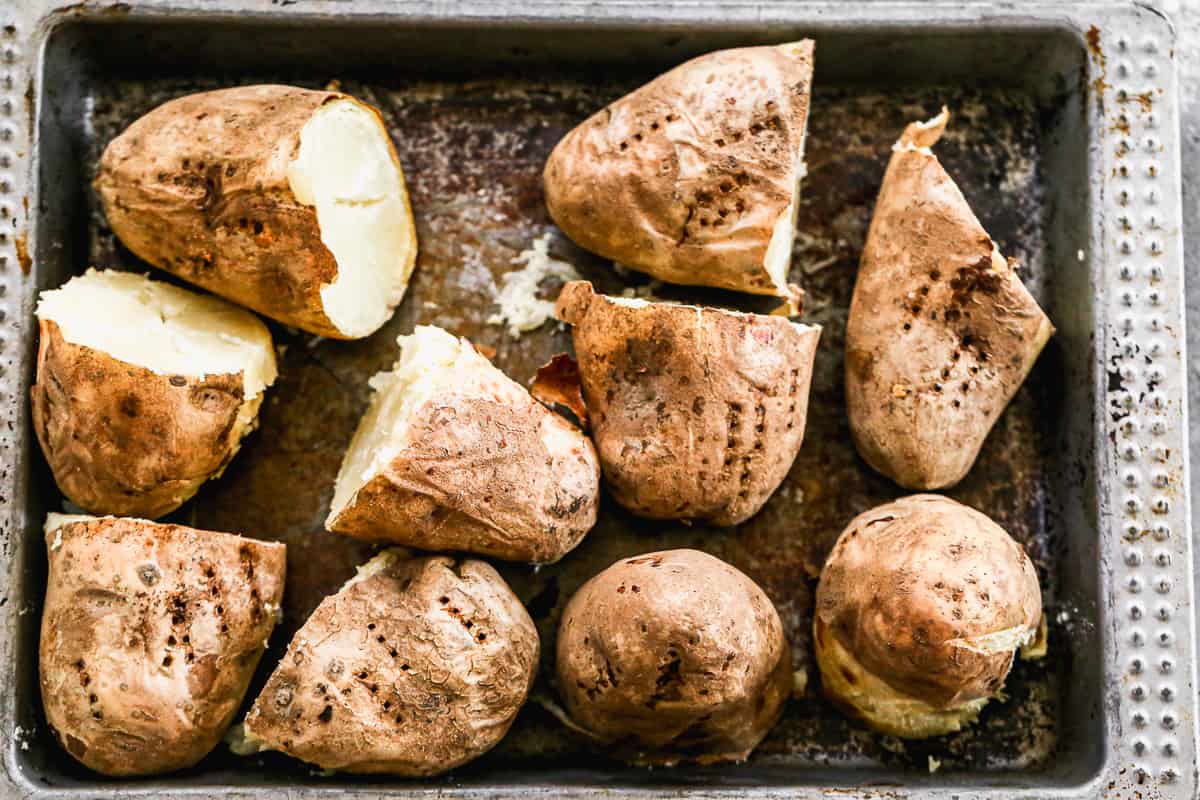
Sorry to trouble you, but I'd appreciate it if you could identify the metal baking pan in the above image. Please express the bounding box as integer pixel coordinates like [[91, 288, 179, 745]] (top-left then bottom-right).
[[0, 1, 1193, 797]]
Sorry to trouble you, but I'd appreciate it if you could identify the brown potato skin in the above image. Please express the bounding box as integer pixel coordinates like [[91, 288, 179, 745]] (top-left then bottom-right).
[[328, 346, 600, 564], [31, 319, 254, 519], [814, 495, 1042, 731], [846, 114, 1053, 489], [95, 85, 411, 338], [556, 281, 820, 525], [543, 42, 813, 295], [556, 549, 791, 765], [39, 517, 286, 776], [244, 554, 538, 775]]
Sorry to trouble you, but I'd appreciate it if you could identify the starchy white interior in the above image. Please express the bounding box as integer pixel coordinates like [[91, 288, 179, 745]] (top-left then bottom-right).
[[892, 106, 950, 155], [288, 99, 417, 339], [44, 512, 103, 536], [488, 233, 581, 336], [37, 270, 278, 411], [762, 123, 808, 294], [342, 549, 402, 590], [326, 326, 466, 524], [947, 624, 1037, 656]]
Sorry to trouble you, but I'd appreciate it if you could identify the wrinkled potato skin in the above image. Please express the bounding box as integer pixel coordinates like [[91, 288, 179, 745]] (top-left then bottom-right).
[[846, 115, 1053, 489], [328, 345, 600, 564], [815, 495, 1042, 734], [244, 555, 538, 775], [556, 549, 791, 765], [95, 85, 411, 338], [543, 42, 813, 295], [556, 282, 820, 525], [39, 517, 286, 776], [31, 320, 256, 519]]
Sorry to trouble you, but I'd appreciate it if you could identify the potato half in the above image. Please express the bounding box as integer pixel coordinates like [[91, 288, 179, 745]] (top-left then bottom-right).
[[556, 281, 820, 525], [556, 549, 791, 765], [95, 85, 418, 339], [39, 513, 286, 776], [326, 325, 600, 564], [241, 551, 538, 775], [32, 269, 277, 518], [814, 495, 1042, 739], [846, 109, 1054, 489], [544, 41, 814, 296]]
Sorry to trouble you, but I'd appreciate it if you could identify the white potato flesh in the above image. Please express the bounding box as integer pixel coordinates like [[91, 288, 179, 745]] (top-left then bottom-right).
[[762, 123, 808, 294], [36, 269, 278, 418], [288, 99, 417, 339]]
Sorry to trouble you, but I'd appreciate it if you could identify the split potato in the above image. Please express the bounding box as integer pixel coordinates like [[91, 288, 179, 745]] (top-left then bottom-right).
[[96, 85, 417, 339], [556, 281, 820, 525], [241, 551, 538, 775], [814, 494, 1042, 739], [326, 325, 600, 564], [32, 269, 277, 518], [39, 513, 286, 776], [846, 109, 1054, 489], [544, 41, 814, 296], [556, 549, 791, 765]]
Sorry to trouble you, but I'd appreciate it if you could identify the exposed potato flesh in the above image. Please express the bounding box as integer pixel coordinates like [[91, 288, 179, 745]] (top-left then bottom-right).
[[556, 281, 820, 525], [95, 85, 417, 338], [543, 41, 813, 296], [845, 109, 1054, 489], [32, 269, 277, 518], [555, 549, 791, 765], [326, 325, 600, 564], [242, 552, 538, 775], [39, 514, 286, 776], [814, 495, 1042, 739]]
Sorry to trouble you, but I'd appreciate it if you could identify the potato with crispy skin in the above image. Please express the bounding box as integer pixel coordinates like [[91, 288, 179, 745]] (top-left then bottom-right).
[[95, 85, 417, 338], [814, 494, 1042, 739], [556, 549, 791, 765], [544, 41, 814, 296], [846, 109, 1054, 489], [325, 325, 600, 564], [240, 551, 538, 775], [32, 270, 277, 519], [555, 281, 820, 525], [39, 514, 286, 776]]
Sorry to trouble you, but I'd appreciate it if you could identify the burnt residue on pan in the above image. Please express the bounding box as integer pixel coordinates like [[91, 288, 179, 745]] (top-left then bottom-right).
[[83, 74, 1064, 774]]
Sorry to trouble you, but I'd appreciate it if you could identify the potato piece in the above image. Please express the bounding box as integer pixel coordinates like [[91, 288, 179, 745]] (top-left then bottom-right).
[[544, 41, 814, 296], [32, 269, 277, 518], [242, 551, 538, 775], [555, 281, 820, 525], [39, 514, 286, 776], [556, 549, 791, 765], [95, 85, 417, 338], [846, 109, 1054, 489], [814, 494, 1042, 739], [326, 325, 600, 563]]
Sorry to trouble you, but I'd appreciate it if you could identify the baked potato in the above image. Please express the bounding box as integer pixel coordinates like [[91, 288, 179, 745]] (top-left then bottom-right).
[[845, 109, 1054, 489], [95, 85, 417, 339], [32, 269, 277, 518], [325, 325, 600, 564], [555, 281, 820, 525], [39, 513, 286, 776], [241, 551, 538, 775], [556, 549, 791, 765], [814, 494, 1042, 739], [544, 41, 814, 296]]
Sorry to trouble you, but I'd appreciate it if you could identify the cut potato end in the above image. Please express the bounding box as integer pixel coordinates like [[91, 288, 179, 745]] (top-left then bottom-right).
[[761, 115, 808, 294], [326, 326, 466, 523], [44, 512, 103, 536], [893, 106, 950, 154], [36, 269, 277, 403], [288, 98, 418, 339]]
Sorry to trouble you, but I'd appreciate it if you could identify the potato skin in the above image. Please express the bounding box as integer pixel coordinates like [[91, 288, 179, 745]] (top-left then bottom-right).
[[328, 344, 600, 564], [846, 112, 1053, 489], [556, 281, 820, 525], [39, 516, 286, 776], [544, 42, 813, 295], [556, 549, 791, 765], [31, 320, 256, 519], [95, 85, 411, 338], [814, 495, 1042, 738], [243, 554, 538, 775]]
